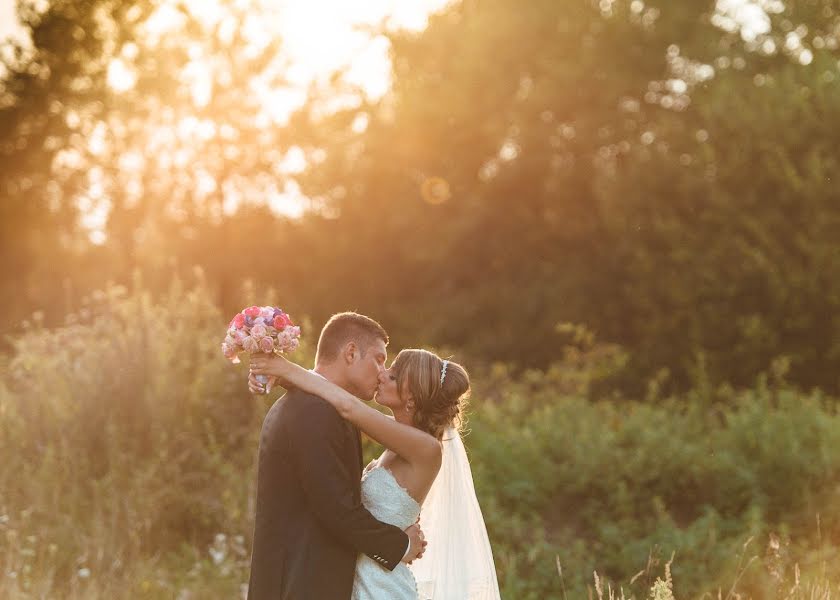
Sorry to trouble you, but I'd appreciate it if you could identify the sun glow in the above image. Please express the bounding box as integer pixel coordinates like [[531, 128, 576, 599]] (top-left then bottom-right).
[[109, 0, 452, 223], [127, 0, 453, 106], [0, 0, 454, 242]]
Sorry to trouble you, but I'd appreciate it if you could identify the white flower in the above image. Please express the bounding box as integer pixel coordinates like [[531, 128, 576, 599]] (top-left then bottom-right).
[[209, 547, 226, 565]]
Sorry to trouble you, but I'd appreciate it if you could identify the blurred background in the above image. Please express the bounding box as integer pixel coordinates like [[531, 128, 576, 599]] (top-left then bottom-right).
[[1, 0, 840, 598]]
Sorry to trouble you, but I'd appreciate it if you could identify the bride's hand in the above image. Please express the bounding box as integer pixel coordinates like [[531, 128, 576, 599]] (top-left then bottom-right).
[[249, 352, 291, 378]]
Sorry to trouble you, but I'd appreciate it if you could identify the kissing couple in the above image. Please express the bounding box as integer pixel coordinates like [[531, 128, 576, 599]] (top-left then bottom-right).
[[245, 312, 501, 600]]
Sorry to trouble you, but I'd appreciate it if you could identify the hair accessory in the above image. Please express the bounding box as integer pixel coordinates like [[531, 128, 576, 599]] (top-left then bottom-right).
[[440, 360, 449, 385]]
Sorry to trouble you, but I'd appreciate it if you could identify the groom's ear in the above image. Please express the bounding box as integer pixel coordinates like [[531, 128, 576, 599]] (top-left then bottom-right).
[[343, 341, 358, 364]]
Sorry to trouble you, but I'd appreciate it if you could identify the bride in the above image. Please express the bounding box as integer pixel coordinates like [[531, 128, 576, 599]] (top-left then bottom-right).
[[249, 348, 501, 600]]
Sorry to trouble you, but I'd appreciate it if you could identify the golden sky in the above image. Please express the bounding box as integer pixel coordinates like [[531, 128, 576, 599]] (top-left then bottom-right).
[[1, 0, 453, 100], [0, 0, 454, 233]]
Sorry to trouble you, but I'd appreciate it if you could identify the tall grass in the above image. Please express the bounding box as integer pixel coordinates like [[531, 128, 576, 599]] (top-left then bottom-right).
[[0, 275, 274, 598]]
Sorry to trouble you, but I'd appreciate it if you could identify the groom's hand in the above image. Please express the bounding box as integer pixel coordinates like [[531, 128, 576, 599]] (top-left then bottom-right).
[[402, 522, 427, 564], [248, 371, 278, 395]]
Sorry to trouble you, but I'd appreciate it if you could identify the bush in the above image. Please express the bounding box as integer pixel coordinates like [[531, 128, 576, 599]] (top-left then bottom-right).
[[467, 366, 840, 599]]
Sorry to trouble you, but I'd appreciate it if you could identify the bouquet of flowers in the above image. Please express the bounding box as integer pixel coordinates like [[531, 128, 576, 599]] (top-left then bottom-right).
[[222, 306, 301, 389]]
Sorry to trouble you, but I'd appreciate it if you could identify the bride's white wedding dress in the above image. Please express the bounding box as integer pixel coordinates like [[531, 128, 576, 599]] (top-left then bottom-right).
[[352, 426, 502, 600], [352, 463, 421, 599]]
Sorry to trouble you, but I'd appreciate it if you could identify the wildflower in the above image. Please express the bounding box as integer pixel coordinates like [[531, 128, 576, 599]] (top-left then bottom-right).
[[649, 578, 674, 600], [209, 546, 226, 566]]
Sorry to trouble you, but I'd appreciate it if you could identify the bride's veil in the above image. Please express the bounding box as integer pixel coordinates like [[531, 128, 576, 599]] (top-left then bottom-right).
[[408, 426, 501, 600]]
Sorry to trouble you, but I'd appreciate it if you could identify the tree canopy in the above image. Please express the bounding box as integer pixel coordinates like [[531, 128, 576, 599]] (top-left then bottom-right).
[[2, 0, 839, 394]]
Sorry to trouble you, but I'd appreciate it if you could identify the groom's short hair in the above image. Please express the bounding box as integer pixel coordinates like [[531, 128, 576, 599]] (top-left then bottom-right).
[[315, 312, 389, 364]]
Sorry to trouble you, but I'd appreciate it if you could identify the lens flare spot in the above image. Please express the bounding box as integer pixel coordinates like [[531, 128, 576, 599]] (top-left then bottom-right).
[[421, 176, 451, 205]]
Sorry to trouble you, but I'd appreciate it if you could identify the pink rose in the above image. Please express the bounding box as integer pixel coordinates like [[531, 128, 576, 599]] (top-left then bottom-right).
[[273, 314, 290, 329], [260, 307, 275, 320], [244, 306, 261, 318], [233, 313, 246, 328], [242, 336, 259, 353], [251, 323, 268, 339], [277, 328, 300, 353], [253, 317, 265, 326], [222, 342, 239, 362], [234, 329, 248, 343], [258, 336, 275, 353]]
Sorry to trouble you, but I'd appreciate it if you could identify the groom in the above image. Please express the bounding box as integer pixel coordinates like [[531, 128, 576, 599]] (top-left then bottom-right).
[[246, 312, 426, 600]]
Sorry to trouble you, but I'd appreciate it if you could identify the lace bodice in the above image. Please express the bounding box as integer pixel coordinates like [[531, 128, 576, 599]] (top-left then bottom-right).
[[361, 466, 421, 529], [351, 465, 421, 600]]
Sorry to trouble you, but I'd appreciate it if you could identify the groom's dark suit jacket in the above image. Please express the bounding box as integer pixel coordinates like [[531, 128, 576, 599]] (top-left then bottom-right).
[[247, 387, 409, 600]]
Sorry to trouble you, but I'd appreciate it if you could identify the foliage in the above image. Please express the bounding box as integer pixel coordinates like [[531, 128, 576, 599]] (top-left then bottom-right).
[[466, 364, 840, 599], [2, 0, 840, 393], [3, 0, 840, 596], [2, 284, 840, 597], [0, 276, 269, 597]]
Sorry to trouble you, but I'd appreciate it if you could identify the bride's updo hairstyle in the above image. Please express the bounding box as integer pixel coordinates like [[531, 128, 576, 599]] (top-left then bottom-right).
[[392, 349, 470, 440]]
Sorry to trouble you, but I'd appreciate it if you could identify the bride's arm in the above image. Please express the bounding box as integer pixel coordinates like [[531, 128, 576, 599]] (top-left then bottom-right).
[[249, 354, 441, 468]]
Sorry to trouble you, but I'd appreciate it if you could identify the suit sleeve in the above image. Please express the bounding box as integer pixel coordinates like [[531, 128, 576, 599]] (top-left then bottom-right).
[[287, 397, 409, 571]]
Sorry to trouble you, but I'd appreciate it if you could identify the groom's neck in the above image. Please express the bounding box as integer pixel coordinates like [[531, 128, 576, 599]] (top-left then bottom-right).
[[313, 362, 352, 392]]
